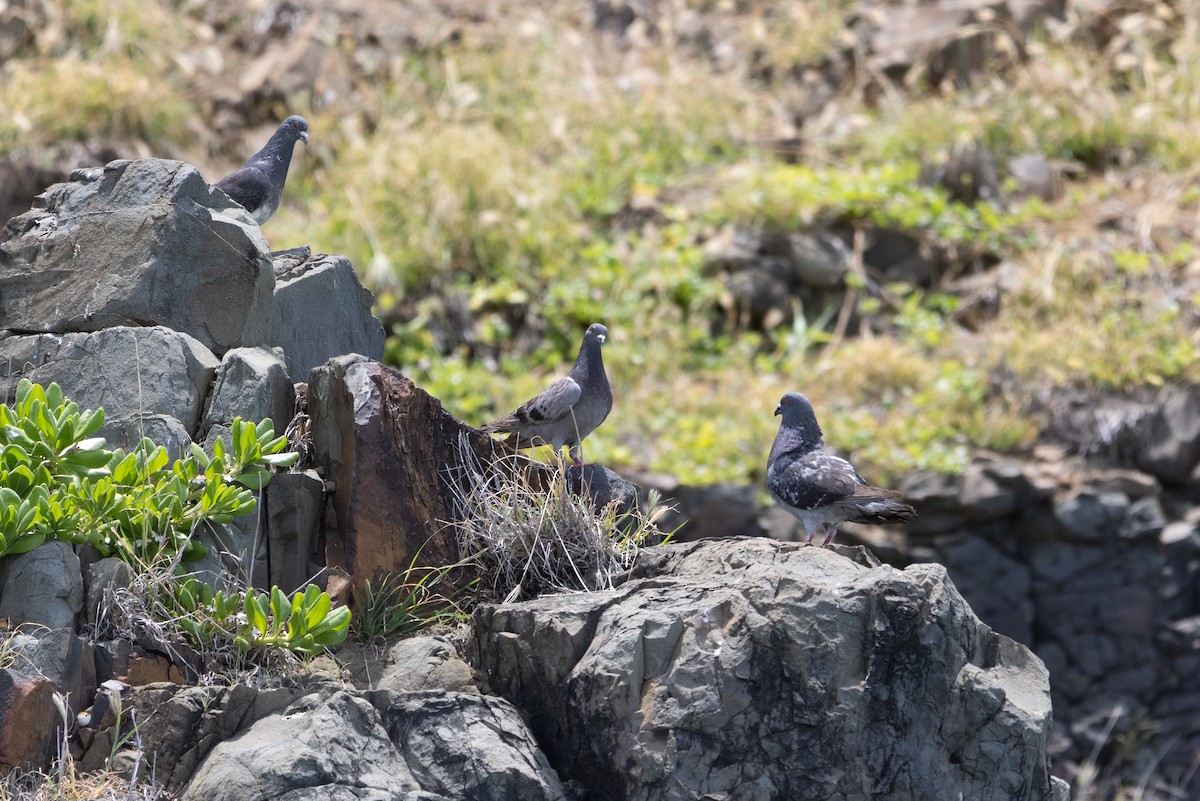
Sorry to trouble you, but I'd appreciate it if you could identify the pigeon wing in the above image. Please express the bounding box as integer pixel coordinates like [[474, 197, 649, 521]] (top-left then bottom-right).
[[486, 376, 582, 431], [215, 167, 271, 214], [769, 451, 864, 510]]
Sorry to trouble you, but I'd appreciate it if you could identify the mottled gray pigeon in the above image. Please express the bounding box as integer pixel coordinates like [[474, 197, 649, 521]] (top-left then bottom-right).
[[767, 392, 915, 546], [483, 323, 613, 466], [214, 115, 309, 224]]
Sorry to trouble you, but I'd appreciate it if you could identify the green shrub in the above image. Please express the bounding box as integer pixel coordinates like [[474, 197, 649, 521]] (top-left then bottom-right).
[[0, 379, 349, 658]]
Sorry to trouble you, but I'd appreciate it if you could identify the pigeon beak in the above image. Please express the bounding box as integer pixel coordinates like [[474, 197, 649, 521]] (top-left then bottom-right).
[[299, 131, 309, 145], [774, 403, 782, 416], [597, 334, 606, 344]]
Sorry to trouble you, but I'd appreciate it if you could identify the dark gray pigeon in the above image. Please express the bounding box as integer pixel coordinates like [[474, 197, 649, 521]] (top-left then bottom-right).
[[483, 323, 613, 466], [214, 115, 309, 224], [767, 392, 915, 546]]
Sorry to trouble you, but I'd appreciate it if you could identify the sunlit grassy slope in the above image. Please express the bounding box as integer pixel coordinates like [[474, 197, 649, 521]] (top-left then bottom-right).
[[6, 1, 1199, 484]]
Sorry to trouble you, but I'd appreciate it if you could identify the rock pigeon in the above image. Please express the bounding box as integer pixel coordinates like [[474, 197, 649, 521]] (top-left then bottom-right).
[[767, 392, 916, 546], [214, 115, 309, 224], [483, 323, 613, 467]]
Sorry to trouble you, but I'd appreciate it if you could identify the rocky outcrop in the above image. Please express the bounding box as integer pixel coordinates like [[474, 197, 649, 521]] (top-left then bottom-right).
[[469, 537, 1063, 801], [0, 541, 83, 631], [270, 248, 385, 380], [0, 669, 59, 773], [0, 326, 219, 445], [0, 159, 273, 355]]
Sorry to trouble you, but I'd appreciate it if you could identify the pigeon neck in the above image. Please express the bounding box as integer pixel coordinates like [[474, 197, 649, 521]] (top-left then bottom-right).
[[770, 418, 822, 460], [254, 134, 298, 182], [575, 341, 604, 381]]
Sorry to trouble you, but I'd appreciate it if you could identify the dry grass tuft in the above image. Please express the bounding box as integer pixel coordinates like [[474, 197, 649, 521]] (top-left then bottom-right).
[[446, 435, 671, 603]]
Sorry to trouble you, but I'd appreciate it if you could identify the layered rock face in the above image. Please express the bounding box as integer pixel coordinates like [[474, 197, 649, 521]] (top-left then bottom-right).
[[470, 538, 1059, 801]]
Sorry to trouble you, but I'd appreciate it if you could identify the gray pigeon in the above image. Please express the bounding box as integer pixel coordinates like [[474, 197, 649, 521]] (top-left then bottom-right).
[[483, 323, 613, 466], [214, 115, 309, 224], [767, 392, 915, 546]]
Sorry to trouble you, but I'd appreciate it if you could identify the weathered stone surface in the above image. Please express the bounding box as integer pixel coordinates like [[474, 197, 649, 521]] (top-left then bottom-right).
[[374, 637, 477, 694], [94, 682, 265, 785], [182, 689, 418, 801], [1053, 489, 1129, 540], [270, 248, 385, 381], [265, 469, 325, 593], [468, 538, 1056, 801], [180, 687, 567, 801], [0, 541, 83, 630], [565, 464, 639, 519], [0, 326, 218, 438], [8, 628, 96, 719], [84, 557, 133, 627], [1135, 387, 1200, 483], [308, 357, 496, 597], [0, 668, 58, 773], [646, 480, 763, 543], [940, 535, 1033, 645], [379, 690, 569, 801], [203, 346, 295, 436], [191, 515, 268, 592], [0, 158, 273, 354], [99, 413, 194, 457]]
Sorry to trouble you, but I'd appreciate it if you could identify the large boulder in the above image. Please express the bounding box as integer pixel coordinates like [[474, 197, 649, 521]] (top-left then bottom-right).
[[0, 541, 83, 631], [202, 346, 295, 437], [179, 687, 569, 801], [0, 158, 273, 355], [0, 326, 218, 442], [468, 537, 1061, 801], [307, 356, 497, 599], [271, 248, 385, 381], [0, 669, 59, 773]]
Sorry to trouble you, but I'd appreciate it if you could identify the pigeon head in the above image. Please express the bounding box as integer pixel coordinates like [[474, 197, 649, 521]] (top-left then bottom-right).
[[282, 115, 310, 145], [773, 392, 823, 447], [584, 323, 608, 346]]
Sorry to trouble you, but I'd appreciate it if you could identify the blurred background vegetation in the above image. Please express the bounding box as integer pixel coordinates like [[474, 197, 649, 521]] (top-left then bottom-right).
[[2, 0, 1197, 485]]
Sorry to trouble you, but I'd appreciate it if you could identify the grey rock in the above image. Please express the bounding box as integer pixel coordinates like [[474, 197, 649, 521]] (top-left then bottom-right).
[[1027, 542, 1110, 588], [0, 668, 59, 772], [786, 231, 846, 288], [97, 682, 261, 785], [0, 158, 273, 355], [959, 462, 1020, 520], [468, 538, 1056, 801], [1118, 495, 1166, 541], [0, 326, 218, 438], [1135, 387, 1200, 483], [99, 413, 194, 458], [565, 464, 641, 520], [0, 541, 83, 630], [1052, 489, 1129, 540], [1007, 154, 1062, 202], [270, 249, 384, 381], [719, 266, 792, 331], [656, 483, 763, 543], [7, 628, 96, 719], [191, 516, 268, 592], [93, 639, 132, 685], [940, 535, 1033, 645], [897, 470, 966, 536], [374, 637, 477, 694], [265, 469, 324, 593], [84, 558, 133, 627], [183, 687, 566, 801], [862, 227, 932, 285], [203, 346, 295, 437], [379, 690, 569, 801]]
